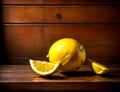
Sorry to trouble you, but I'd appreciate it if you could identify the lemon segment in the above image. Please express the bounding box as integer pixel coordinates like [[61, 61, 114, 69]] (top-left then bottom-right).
[[29, 59, 60, 76], [88, 58, 109, 75]]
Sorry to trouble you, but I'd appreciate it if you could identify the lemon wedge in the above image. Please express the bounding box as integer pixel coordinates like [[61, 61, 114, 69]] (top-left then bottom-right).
[[88, 58, 109, 75], [29, 59, 60, 76]]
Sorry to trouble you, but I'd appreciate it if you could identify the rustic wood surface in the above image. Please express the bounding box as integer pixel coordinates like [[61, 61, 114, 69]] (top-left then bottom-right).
[[0, 65, 120, 91]]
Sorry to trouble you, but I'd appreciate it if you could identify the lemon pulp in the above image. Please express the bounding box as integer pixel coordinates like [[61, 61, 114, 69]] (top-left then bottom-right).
[[29, 59, 60, 76]]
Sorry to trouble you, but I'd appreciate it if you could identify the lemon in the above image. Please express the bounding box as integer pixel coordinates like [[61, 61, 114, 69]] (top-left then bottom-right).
[[47, 38, 86, 72], [88, 58, 109, 75], [29, 59, 60, 76]]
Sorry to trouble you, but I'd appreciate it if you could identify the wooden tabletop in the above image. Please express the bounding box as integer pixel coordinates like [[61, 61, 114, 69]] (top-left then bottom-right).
[[0, 65, 120, 91]]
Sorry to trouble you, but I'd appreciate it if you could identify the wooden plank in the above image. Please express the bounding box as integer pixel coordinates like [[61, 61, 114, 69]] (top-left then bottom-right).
[[0, 65, 120, 91], [3, 6, 120, 23], [2, 0, 120, 5], [2, 24, 120, 64]]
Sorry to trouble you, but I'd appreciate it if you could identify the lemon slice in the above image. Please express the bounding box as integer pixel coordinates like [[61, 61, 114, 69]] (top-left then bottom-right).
[[88, 58, 109, 75], [29, 59, 60, 76]]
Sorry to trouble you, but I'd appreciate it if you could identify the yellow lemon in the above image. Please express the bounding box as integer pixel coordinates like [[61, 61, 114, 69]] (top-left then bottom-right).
[[88, 58, 109, 75], [29, 59, 60, 76], [47, 38, 86, 72]]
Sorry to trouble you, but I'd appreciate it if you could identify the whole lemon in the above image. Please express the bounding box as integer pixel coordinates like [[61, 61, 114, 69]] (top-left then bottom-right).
[[47, 38, 86, 72]]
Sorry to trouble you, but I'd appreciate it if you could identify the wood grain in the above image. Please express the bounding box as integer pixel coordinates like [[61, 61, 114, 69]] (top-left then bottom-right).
[[3, 6, 120, 23]]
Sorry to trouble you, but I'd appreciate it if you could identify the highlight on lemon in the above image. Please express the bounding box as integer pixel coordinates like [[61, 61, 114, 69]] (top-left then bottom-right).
[[29, 59, 60, 76], [88, 58, 109, 75], [47, 38, 86, 72]]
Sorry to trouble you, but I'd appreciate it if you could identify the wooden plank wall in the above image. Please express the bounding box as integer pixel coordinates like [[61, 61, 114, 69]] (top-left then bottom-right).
[[1, 0, 120, 65]]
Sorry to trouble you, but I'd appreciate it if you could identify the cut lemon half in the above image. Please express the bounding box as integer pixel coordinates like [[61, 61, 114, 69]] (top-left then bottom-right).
[[88, 58, 109, 75], [29, 59, 60, 76]]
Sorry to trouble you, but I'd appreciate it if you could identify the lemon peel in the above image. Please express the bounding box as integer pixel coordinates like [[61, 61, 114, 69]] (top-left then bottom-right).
[[47, 38, 86, 72]]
